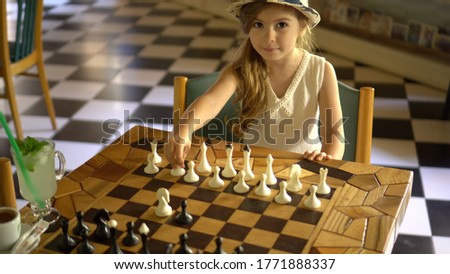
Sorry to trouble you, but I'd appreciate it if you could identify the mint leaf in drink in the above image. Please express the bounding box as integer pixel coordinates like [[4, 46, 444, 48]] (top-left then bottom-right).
[[16, 136, 48, 156]]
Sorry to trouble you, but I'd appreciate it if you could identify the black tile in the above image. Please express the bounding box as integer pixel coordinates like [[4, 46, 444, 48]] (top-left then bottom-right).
[[104, 16, 140, 24], [174, 18, 209, 26], [129, 105, 173, 125], [392, 234, 434, 254], [54, 120, 110, 143], [426, 200, 450, 237], [201, 28, 238, 37], [45, 53, 92, 66], [43, 14, 73, 21], [57, 22, 94, 31], [100, 44, 145, 56], [42, 41, 67, 52], [407, 167, 424, 198], [416, 143, 450, 168], [183, 48, 226, 59], [127, 57, 174, 70], [148, 9, 182, 16], [10, 77, 58, 95], [67, 67, 119, 82], [76, 33, 119, 43], [409, 102, 445, 119], [372, 118, 414, 140], [107, 185, 140, 200], [126, 25, 165, 35], [23, 98, 86, 118], [117, 201, 149, 218], [95, 84, 150, 102], [153, 36, 193, 45], [356, 83, 406, 99]]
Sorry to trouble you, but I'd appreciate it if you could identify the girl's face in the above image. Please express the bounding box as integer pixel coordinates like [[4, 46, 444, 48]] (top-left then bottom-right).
[[248, 4, 305, 63]]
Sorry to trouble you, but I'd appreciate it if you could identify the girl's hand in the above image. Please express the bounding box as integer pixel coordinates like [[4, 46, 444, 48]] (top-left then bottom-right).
[[164, 133, 191, 169], [302, 150, 333, 161]]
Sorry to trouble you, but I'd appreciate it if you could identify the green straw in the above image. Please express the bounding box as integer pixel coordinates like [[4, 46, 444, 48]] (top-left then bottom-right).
[[0, 112, 44, 208]]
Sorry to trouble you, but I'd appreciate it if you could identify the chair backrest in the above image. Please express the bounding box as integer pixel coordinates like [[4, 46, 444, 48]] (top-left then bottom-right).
[[173, 73, 374, 163], [10, 0, 38, 62]]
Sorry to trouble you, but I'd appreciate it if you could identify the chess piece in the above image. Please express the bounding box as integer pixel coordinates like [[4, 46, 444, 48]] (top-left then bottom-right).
[[242, 144, 255, 180], [150, 139, 162, 164], [139, 223, 150, 254], [304, 185, 321, 209], [107, 219, 123, 254], [171, 166, 186, 177], [57, 218, 77, 252], [274, 181, 291, 204], [265, 154, 277, 185], [184, 161, 199, 183], [77, 228, 94, 254], [208, 166, 224, 188], [317, 167, 331, 195], [144, 153, 159, 174], [73, 211, 89, 236], [197, 142, 212, 173], [122, 221, 139, 246], [175, 233, 193, 254], [286, 164, 302, 192], [93, 209, 111, 241], [254, 173, 271, 197], [214, 237, 226, 254], [176, 200, 193, 225], [221, 144, 237, 178], [233, 170, 250, 194], [166, 243, 174, 254], [234, 245, 244, 254], [155, 188, 172, 217]]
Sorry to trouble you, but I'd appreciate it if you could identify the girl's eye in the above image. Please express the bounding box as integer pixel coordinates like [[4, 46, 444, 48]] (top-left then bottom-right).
[[276, 22, 288, 28], [253, 22, 263, 28]]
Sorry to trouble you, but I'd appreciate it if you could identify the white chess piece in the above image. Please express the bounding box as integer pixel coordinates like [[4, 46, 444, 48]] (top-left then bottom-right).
[[233, 170, 250, 194], [144, 153, 159, 174], [242, 145, 255, 181], [221, 144, 237, 178], [208, 166, 224, 188], [197, 142, 212, 173], [255, 173, 271, 197], [150, 139, 162, 164], [265, 154, 277, 185], [274, 181, 291, 204], [139, 222, 150, 236], [170, 166, 186, 177], [304, 185, 321, 209], [184, 161, 200, 183], [155, 188, 172, 217], [317, 167, 331, 195], [286, 164, 302, 192]]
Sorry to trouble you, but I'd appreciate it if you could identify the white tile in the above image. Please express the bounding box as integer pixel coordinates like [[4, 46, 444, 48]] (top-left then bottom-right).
[[139, 45, 186, 58], [412, 119, 450, 144], [54, 140, 104, 171], [371, 138, 419, 168], [179, 9, 213, 20], [58, 41, 107, 55], [89, 22, 132, 34], [40, 64, 78, 81], [42, 20, 64, 32], [47, 4, 89, 15], [112, 69, 166, 87], [142, 86, 174, 106], [113, 33, 157, 45], [420, 167, 450, 201], [0, 116, 69, 139], [83, 54, 134, 69], [67, 13, 109, 24], [432, 236, 450, 254], [398, 197, 432, 236], [136, 15, 177, 27], [190, 36, 235, 49], [162, 26, 204, 37], [373, 98, 411, 119], [3, 95, 40, 115], [406, 83, 446, 102], [169, 58, 220, 74], [51, 80, 105, 101], [43, 30, 84, 42], [72, 100, 140, 122]]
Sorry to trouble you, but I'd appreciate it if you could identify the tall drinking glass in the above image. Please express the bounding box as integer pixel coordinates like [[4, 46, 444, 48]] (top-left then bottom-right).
[[10, 138, 65, 226]]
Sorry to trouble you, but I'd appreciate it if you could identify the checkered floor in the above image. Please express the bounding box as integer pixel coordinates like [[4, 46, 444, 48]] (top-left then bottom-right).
[[1, 0, 449, 254]]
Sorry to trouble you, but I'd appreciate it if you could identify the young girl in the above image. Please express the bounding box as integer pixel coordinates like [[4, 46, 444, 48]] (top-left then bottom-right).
[[165, 0, 345, 169]]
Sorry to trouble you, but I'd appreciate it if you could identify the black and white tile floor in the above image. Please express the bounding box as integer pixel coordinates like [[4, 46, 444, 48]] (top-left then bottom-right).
[[1, 0, 449, 254]]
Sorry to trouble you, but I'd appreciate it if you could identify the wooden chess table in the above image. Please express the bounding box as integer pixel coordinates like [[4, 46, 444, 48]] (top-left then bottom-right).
[[24, 125, 413, 254]]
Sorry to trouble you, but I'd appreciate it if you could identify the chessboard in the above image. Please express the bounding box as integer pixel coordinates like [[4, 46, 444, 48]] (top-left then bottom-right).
[[27, 125, 413, 254]]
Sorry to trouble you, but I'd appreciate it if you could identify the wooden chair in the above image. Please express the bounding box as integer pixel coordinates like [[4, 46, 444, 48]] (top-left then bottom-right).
[[0, 0, 57, 140], [173, 73, 375, 164]]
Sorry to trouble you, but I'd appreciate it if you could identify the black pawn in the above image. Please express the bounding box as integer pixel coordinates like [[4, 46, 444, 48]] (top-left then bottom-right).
[[122, 221, 139, 247], [94, 217, 111, 241], [73, 211, 89, 236], [77, 229, 94, 254], [175, 233, 193, 254], [214, 237, 226, 254], [108, 225, 123, 254], [57, 218, 77, 252], [141, 233, 150, 254], [176, 200, 193, 225]]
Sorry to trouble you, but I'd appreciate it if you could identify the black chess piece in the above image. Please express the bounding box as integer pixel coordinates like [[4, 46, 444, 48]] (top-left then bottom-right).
[[94, 217, 111, 241], [122, 221, 139, 247], [175, 200, 193, 225], [107, 224, 123, 254], [214, 237, 226, 254], [175, 233, 193, 254], [72, 211, 89, 236], [57, 218, 77, 253], [77, 229, 94, 254], [234, 245, 244, 254], [165, 243, 173, 254], [140, 232, 150, 254]]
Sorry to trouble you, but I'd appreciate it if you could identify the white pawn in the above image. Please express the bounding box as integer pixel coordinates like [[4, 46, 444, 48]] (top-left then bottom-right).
[[255, 173, 271, 197], [197, 142, 212, 173], [150, 139, 162, 164], [144, 153, 159, 174], [184, 161, 199, 183], [304, 185, 321, 209], [155, 188, 172, 217], [274, 181, 291, 204], [265, 154, 277, 185], [208, 166, 224, 188], [242, 145, 255, 181], [286, 164, 302, 192], [317, 167, 331, 195], [221, 144, 237, 178], [170, 166, 186, 177], [233, 170, 250, 194]]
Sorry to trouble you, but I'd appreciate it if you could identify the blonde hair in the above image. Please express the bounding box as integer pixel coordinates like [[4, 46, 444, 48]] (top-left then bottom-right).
[[229, 2, 316, 137]]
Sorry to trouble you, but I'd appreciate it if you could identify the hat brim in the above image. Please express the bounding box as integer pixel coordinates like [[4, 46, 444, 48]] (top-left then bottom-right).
[[227, 0, 321, 29]]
